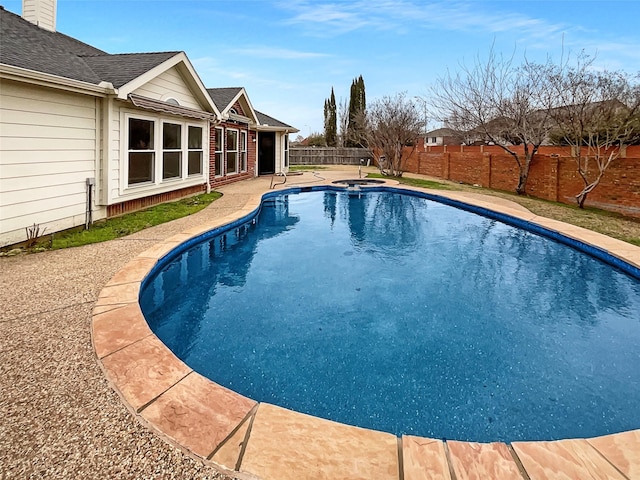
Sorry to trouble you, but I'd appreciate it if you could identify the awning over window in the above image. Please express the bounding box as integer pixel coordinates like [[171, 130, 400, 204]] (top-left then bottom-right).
[[128, 94, 214, 120], [228, 112, 252, 124]]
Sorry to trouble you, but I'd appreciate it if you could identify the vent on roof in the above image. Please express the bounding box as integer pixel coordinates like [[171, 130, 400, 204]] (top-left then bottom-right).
[[22, 0, 57, 32]]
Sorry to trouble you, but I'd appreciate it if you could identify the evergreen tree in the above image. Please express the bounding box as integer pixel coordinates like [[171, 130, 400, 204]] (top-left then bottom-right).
[[324, 88, 337, 147], [346, 75, 366, 147]]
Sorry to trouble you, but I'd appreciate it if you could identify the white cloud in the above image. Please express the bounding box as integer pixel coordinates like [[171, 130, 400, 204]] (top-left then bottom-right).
[[230, 46, 331, 60], [277, 0, 569, 40]]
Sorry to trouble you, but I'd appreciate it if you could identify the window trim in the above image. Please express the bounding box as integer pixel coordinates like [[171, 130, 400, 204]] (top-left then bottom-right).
[[284, 134, 289, 168], [240, 130, 248, 172], [187, 125, 204, 176], [123, 111, 206, 191], [214, 126, 224, 177], [162, 121, 183, 181], [125, 113, 157, 187], [226, 128, 239, 175]]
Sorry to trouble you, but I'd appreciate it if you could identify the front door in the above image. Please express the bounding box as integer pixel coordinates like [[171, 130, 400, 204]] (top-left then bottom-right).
[[258, 132, 276, 175]]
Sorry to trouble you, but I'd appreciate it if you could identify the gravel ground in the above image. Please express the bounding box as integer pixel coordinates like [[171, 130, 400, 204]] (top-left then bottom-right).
[[0, 179, 269, 479]]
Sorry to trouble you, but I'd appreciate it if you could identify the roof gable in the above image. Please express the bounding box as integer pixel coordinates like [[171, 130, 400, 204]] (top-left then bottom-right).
[[81, 52, 179, 89], [207, 87, 259, 124]]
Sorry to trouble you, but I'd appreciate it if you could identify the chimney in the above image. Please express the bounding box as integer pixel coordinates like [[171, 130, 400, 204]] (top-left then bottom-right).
[[22, 0, 57, 32]]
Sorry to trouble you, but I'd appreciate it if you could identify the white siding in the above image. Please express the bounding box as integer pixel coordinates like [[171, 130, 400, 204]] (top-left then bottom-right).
[[0, 79, 101, 246], [132, 67, 202, 109]]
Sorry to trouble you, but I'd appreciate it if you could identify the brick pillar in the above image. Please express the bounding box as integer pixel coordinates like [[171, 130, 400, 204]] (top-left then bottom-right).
[[481, 153, 492, 188], [548, 155, 560, 202]]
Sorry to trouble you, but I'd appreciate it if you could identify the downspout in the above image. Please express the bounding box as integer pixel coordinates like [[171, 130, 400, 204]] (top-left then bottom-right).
[[88, 82, 116, 228]]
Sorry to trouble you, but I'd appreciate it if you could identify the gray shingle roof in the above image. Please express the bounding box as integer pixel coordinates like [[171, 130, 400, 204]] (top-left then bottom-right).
[[256, 110, 295, 130], [0, 7, 179, 87], [206, 87, 243, 111], [1, 6, 104, 83], [82, 52, 180, 88]]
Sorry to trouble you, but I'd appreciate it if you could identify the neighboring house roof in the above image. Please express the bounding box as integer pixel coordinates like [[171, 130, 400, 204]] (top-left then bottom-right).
[[255, 110, 299, 132], [426, 128, 460, 137]]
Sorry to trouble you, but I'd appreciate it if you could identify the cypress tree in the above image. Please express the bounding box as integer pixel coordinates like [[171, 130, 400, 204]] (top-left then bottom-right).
[[324, 88, 337, 147], [346, 76, 366, 147]]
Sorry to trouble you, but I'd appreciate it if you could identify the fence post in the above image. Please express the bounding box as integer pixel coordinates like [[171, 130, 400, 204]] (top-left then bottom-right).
[[548, 155, 560, 202], [443, 152, 450, 179], [482, 153, 492, 188]]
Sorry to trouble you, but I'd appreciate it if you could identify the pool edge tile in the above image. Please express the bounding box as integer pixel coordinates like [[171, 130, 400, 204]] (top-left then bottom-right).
[[141, 372, 256, 459], [240, 403, 399, 480], [402, 435, 452, 480], [106, 257, 158, 286], [96, 281, 140, 306], [138, 241, 183, 260], [587, 430, 640, 479], [92, 302, 152, 358], [447, 440, 524, 480], [100, 334, 191, 412], [210, 410, 254, 472], [511, 438, 628, 480]]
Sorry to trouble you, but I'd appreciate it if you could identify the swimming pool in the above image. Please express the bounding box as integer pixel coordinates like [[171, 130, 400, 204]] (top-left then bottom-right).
[[140, 188, 640, 443]]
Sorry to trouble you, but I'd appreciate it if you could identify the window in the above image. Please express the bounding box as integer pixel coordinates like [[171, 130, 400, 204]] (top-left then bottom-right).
[[240, 131, 247, 172], [128, 118, 155, 184], [215, 127, 224, 177], [431, 137, 437, 143], [188, 126, 203, 175], [126, 114, 205, 188], [163, 123, 182, 179], [284, 135, 289, 168], [227, 129, 238, 174]]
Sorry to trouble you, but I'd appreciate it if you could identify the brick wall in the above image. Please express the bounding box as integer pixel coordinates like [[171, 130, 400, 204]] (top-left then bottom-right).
[[405, 144, 640, 218], [107, 184, 206, 217], [208, 123, 257, 188]]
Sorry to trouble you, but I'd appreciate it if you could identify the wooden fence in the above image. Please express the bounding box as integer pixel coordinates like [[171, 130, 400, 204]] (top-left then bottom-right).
[[290, 147, 373, 165]]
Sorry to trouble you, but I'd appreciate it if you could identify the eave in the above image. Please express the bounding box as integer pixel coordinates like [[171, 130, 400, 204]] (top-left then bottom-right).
[[0, 63, 116, 96]]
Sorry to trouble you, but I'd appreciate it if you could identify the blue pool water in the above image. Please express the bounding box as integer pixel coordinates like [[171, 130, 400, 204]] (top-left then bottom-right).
[[140, 189, 640, 443]]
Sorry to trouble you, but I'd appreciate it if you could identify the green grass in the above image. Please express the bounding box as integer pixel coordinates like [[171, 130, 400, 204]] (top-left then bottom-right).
[[366, 173, 453, 190], [47, 191, 222, 250]]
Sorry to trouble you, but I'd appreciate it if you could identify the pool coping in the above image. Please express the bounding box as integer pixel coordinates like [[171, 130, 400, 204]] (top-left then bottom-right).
[[92, 180, 640, 480]]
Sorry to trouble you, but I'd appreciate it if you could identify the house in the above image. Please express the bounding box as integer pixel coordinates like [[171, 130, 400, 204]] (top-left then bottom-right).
[[0, 1, 297, 247], [207, 87, 298, 187], [424, 128, 464, 146]]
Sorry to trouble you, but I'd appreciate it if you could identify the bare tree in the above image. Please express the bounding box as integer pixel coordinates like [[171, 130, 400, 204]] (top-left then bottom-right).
[[548, 57, 640, 208], [432, 48, 556, 194], [360, 92, 423, 177]]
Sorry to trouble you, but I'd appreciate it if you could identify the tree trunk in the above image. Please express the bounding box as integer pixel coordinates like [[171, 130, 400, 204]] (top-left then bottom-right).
[[515, 165, 529, 195]]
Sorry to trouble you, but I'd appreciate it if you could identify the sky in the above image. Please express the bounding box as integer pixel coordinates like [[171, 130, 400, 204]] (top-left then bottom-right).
[[4, 0, 640, 137]]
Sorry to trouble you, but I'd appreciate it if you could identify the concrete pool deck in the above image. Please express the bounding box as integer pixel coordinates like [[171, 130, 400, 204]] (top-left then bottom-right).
[[2, 166, 639, 479]]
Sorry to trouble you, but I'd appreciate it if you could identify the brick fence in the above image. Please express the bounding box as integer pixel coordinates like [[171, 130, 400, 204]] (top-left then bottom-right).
[[404, 143, 640, 218]]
